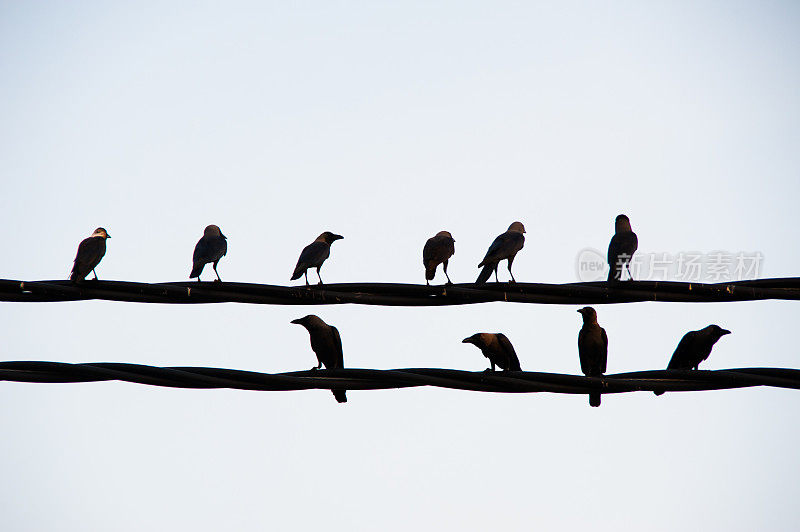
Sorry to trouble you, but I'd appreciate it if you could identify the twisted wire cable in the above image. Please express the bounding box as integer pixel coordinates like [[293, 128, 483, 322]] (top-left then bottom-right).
[[1, 361, 799, 396], [2, 278, 799, 305]]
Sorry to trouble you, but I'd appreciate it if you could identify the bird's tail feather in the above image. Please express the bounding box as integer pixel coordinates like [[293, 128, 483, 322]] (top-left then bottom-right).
[[476, 264, 493, 284], [290, 267, 304, 281], [332, 389, 347, 403], [190, 263, 204, 279], [589, 393, 601, 407], [425, 265, 436, 281]]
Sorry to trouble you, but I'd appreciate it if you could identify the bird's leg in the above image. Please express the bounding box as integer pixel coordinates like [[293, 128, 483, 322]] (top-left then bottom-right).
[[494, 266, 499, 283], [213, 261, 222, 283], [426, 279, 430, 286], [625, 262, 634, 281], [507, 258, 516, 283], [312, 361, 323, 370], [304, 271, 309, 286], [92, 269, 99, 281], [317, 267, 323, 285], [443, 261, 452, 285]]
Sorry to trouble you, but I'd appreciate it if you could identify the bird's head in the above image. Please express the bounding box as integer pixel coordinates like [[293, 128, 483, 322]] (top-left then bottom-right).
[[707, 324, 732, 339], [577, 306, 598, 323], [614, 214, 632, 233], [291, 315, 325, 329], [436, 230, 454, 242], [318, 232, 344, 244], [204, 225, 225, 239], [92, 227, 110, 239], [462, 333, 485, 347], [508, 221, 525, 234]]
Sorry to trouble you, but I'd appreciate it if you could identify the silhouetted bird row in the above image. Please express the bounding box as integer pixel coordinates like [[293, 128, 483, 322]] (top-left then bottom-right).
[[289, 311, 729, 406], [69, 214, 638, 284]]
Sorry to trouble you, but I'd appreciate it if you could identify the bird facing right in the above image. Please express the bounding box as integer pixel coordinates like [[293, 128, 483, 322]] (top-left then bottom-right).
[[291, 231, 344, 285], [70, 227, 111, 283], [190, 225, 228, 282], [654, 324, 731, 396], [607, 214, 638, 282], [476, 221, 526, 284], [462, 332, 521, 371], [577, 306, 608, 407], [423, 230, 455, 285]]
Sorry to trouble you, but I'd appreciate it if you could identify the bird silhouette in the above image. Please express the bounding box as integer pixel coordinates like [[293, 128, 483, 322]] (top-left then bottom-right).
[[476, 222, 526, 283], [70, 227, 110, 283], [291, 232, 343, 285], [423, 231, 455, 285], [462, 332, 521, 371], [607, 214, 638, 282], [291, 314, 347, 403], [190, 225, 227, 282], [577, 307, 608, 407]]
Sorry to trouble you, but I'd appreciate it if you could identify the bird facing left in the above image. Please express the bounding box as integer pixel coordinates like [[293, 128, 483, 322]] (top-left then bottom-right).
[[291, 314, 348, 403]]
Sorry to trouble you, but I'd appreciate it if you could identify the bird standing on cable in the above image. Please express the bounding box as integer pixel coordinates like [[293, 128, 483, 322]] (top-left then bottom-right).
[[291, 232, 344, 285], [462, 332, 521, 371], [655, 325, 731, 396], [607, 214, 638, 282], [423, 231, 456, 285], [476, 221, 526, 284], [291, 314, 347, 403], [190, 225, 228, 282], [577, 306, 608, 407], [70, 227, 111, 283]]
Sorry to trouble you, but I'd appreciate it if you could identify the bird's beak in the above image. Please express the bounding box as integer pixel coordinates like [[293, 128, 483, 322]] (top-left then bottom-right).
[[106, 234, 111, 238], [462, 337, 472, 344], [721, 329, 731, 335], [333, 234, 344, 241], [222, 233, 227, 240], [290, 318, 303, 325]]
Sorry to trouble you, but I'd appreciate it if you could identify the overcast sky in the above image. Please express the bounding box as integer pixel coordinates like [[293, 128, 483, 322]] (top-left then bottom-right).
[[2, 1, 799, 530]]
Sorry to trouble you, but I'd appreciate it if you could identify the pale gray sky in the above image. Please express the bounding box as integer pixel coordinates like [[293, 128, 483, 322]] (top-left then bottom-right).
[[1, 2, 799, 530]]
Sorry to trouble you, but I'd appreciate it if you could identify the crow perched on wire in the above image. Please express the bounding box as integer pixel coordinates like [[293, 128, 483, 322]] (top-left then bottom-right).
[[423, 231, 456, 285], [462, 333, 521, 371], [607, 214, 638, 282], [291, 232, 344, 285], [476, 222, 526, 284], [190, 225, 228, 282], [291, 314, 347, 403], [655, 325, 731, 396], [70, 227, 111, 283], [577, 306, 608, 407]]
